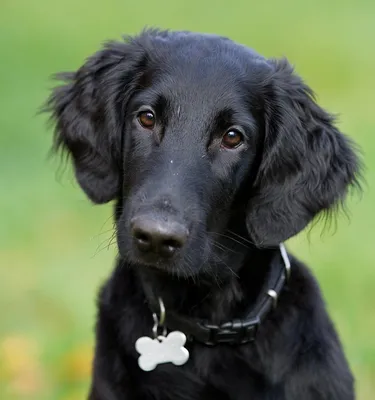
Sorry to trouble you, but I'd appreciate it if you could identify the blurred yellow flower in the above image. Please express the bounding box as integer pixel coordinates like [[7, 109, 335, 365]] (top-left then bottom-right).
[[0, 335, 45, 397]]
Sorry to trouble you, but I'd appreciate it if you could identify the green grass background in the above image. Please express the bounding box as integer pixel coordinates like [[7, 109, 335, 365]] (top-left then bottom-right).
[[0, 0, 374, 399]]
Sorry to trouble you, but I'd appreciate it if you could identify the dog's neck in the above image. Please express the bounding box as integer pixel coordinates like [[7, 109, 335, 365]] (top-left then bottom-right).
[[135, 247, 278, 324]]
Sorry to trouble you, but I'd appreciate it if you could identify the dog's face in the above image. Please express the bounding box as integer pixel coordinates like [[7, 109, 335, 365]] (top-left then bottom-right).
[[117, 42, 264, 274], [47, 30, 360, 278]]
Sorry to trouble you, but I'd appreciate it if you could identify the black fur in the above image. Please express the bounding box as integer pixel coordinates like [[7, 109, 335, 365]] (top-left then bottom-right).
[[46, 29, 361, 399]]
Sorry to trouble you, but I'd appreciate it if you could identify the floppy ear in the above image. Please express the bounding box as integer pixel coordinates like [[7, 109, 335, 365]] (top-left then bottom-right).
[[46, 40, 145, 203], [246, 59, 361, 247]]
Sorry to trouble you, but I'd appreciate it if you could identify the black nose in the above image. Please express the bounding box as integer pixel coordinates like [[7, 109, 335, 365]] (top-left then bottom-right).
[[131, 217, 188, 258]]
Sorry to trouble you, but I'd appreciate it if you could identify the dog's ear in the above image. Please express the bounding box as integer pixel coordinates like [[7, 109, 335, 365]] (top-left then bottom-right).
[[46, 41, 145, 203], [246, 59, 361, 247]]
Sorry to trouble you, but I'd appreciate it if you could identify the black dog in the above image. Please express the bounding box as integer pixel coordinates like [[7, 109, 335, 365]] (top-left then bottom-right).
[[47, 29, 361, 399]]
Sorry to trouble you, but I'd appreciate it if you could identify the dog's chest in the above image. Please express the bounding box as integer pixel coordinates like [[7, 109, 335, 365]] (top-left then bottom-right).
[[135, 345, 283, 400]]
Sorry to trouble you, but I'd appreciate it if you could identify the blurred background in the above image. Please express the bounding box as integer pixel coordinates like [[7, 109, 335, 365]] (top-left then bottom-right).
[[0, 0, 374, 399]]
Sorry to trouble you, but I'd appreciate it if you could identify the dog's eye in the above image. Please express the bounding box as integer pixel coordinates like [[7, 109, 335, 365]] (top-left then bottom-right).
[[138, 110, 155, 129], [221, 129, 243, 149]]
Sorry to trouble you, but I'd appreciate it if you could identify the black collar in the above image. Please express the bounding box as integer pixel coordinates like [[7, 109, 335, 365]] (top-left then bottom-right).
[[145, 244, 290, 346]]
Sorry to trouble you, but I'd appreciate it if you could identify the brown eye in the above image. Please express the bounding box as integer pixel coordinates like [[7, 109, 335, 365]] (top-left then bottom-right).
[[221, 129, 243, 149], [138, 110, 155, 129]]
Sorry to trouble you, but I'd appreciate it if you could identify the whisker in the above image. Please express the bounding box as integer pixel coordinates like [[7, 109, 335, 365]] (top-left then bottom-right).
[[210, 231, 252, 249], [90, 227, 115, 240], [226, 229, 256, 246], [211, 240, 239, 255], [212, 252, 239, 279]]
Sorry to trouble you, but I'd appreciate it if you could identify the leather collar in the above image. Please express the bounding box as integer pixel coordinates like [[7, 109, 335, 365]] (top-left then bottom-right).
[[145, 244, 290, 346]]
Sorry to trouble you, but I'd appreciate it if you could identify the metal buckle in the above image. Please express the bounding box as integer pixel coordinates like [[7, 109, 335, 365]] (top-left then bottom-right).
[[279, 243, 291, 282], [267, 289, 278, 308]]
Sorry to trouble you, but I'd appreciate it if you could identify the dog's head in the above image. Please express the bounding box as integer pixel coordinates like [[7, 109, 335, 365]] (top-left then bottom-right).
[[47, 29, 360, 277]]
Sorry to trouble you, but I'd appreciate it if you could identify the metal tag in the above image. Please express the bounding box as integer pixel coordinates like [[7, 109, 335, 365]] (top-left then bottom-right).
[[135, 331, 189, 371]]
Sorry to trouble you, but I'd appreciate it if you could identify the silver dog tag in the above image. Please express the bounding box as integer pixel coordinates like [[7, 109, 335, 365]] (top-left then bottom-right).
[[136, 297, 189, 371], [135, 331, 189, 371]]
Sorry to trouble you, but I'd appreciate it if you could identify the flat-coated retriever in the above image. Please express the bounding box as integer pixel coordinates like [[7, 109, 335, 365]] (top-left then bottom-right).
[[46, 29, 361, 399]]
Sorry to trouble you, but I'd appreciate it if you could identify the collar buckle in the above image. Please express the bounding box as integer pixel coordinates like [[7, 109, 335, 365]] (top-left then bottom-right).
[[200, 317, 260, 346]]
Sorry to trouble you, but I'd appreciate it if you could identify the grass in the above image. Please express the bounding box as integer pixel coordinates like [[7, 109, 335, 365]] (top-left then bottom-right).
[[0, 0, 374, 398]]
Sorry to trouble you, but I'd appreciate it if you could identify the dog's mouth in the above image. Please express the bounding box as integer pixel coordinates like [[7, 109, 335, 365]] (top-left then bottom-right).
[[132, 252, 177, 271]]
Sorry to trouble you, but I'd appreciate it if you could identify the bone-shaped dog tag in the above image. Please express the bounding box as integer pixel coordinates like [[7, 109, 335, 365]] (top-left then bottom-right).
[[135, 331, 189, 371]]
